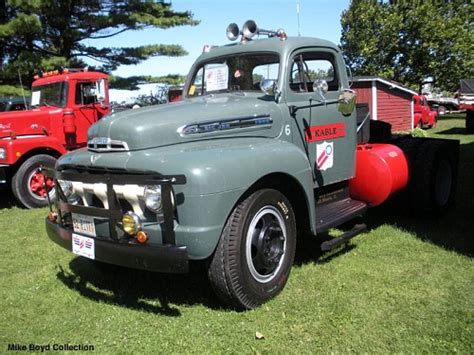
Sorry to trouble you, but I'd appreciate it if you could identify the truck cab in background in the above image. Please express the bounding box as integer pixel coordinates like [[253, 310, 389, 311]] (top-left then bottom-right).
[[413, 94, 437, 129], [0, 69, 110, 208], [458, 79, 474, 133]]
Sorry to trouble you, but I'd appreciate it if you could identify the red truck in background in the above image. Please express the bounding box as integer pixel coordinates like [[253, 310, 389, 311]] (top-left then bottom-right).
[[413, 94, 437, 129], [0, 69, 110, 208]]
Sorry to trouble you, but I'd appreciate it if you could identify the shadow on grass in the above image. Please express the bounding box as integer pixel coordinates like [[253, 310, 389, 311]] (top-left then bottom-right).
[[437, 127, 471, 135], [294, 234, 356, 267], [0, 189, 16, 209], [56, 258, 221, 316], [438, 113, 466, 121]]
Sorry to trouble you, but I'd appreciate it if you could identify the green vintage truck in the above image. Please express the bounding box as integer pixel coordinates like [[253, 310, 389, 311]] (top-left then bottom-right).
[[45, 21, 459, 309]]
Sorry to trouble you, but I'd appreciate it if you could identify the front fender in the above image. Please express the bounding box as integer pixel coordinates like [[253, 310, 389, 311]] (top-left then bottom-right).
[[0, 135, 65, 165], [126, 137, 316, 258]]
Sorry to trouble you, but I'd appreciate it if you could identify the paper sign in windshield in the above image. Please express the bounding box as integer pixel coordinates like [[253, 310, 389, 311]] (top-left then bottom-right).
[[31, 91, 40, 106], [205, 65, 228, 92]]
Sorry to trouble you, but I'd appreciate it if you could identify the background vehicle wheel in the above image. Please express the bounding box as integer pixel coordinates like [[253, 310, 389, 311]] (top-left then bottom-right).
[[11, 154, 56, 209], [208, 189, 296, 310], [437, 106, 446, 116], [409, 140, 458, 215]]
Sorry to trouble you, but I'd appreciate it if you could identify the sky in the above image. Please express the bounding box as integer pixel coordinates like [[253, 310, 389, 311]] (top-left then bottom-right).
[[86, 0, 350, 78]]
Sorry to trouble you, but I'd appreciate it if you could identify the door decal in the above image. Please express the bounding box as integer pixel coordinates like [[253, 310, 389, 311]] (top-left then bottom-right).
[[305, 122, 345, 142], [316, 141, 334, 171]]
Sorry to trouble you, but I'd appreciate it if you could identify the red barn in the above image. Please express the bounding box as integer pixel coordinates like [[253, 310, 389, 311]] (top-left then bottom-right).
[[352, 76, 417, 132]]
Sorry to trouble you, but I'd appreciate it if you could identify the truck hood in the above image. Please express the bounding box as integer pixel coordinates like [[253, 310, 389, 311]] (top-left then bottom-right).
[[0, 107, 61, 139], [88, 94, 284, 151]]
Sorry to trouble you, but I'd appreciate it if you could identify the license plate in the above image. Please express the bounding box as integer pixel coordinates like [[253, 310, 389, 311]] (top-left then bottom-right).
[[72, 213, 96, 237], [72, 233, 95, 260]]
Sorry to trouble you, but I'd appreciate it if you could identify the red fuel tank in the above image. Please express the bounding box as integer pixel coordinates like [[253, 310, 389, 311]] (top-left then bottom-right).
[[349, 144, 409, 207]]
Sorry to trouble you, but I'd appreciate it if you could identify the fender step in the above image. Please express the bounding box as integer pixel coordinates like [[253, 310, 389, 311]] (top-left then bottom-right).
[[315, 198, 367, 233], [321, 223, 367, 251]]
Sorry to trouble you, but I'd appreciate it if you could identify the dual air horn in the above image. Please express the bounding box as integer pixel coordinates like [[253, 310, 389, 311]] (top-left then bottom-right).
[[226, 20, 287, 41]]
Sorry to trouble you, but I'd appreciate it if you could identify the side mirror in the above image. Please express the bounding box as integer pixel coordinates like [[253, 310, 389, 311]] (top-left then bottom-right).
[[338, 89, 356, 116], [260, 79, 277, 96], [313, 79, 328, 101], [95, 79, 106, 103]]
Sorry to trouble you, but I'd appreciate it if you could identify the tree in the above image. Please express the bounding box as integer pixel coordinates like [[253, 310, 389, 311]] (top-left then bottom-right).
[[0, 0, 198, 92], [340, 0, 474, 92]]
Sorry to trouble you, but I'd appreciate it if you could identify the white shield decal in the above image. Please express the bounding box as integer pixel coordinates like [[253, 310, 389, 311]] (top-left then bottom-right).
[[316, 141, 334, 171]]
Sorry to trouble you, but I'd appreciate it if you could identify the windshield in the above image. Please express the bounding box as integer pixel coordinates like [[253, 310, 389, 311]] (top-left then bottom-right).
[[187, 53, 279, 97], [31, 81, 68, 107], [0, 102, 6, 112]]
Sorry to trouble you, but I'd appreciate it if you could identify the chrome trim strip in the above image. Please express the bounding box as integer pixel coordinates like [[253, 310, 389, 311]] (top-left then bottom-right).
[[177, 114, 273, 137], [87, 137, 130, 152]]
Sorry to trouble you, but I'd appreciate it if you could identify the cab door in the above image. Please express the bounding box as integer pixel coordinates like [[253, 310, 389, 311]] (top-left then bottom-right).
[[72, 80, 104, 147], [285, 49, 357, 187]]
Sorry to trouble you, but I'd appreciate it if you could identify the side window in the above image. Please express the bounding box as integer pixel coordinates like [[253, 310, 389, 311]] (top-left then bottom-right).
[[75, 82, 98, 105], [289, 52, 338, 93]]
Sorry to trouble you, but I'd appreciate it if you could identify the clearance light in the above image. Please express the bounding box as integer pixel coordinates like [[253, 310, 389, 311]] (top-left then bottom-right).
[[122, 211, 141, 235], [136, 231, 149, 244], [47, 211, 58, 222]]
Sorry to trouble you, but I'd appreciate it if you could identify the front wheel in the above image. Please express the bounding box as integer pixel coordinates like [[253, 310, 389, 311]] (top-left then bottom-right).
[[208, 189, 296, 310], [11, 154, 56, 209]]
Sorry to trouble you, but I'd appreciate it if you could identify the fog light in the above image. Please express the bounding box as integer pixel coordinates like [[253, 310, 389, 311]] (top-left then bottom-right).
[[136, 230, 149, 244], [144, 185, 162, 213], [122, 211, 141, 235]]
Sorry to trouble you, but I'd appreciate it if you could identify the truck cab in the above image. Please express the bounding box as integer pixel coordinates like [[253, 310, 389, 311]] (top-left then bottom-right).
[[44, 21, 459, 310], [0, 69, 110, 208], [413, 94, 437, 128]]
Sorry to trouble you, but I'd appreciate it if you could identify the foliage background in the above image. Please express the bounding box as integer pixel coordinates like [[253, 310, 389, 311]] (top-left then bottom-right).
[[0, 0, 197, 93], [341, 0, 474, 93]]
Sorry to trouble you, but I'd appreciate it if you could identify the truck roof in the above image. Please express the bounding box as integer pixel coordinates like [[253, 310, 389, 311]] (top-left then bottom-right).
[[33, 71, 108, 86], [195, 36, 340, 63]]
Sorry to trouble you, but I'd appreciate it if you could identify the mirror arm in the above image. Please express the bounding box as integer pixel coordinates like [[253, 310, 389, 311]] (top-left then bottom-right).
[[289, 98, 339, 115]]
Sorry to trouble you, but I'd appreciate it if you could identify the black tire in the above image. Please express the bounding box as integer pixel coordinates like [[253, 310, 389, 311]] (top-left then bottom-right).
[[466, 110, 474, 133], [208, 189, 297, 310], [410, 140, 458, 216], [11, 154, 56, 209]]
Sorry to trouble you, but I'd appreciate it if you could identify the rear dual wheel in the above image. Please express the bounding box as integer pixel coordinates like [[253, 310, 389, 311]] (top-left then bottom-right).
[[208, 189, 296, 310], [11, 154, 56, 209], [410, 140, 458, 215]]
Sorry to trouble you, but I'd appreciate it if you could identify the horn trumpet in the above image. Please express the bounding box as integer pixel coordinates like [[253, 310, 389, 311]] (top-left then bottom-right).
[[242, 20, 279, 39], [226, 23, 240, 41]]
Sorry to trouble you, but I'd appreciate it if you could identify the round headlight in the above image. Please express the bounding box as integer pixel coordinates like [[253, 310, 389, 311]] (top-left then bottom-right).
[[122, 211, 141, 235], [144, 185, 162, 213], [58, 179, 73, 197]]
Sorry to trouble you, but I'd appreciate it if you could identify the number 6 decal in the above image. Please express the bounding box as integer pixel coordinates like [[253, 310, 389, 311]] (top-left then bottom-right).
[[285, 124, 291, 136]]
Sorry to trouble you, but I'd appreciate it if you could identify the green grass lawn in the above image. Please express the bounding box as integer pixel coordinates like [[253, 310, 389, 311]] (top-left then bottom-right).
[[0, 114, 473, 353]]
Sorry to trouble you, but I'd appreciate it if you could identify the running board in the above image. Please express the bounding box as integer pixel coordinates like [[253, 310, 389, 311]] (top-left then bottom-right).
[[315, 198, 367, 234], [321, 223, 367, 251]]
